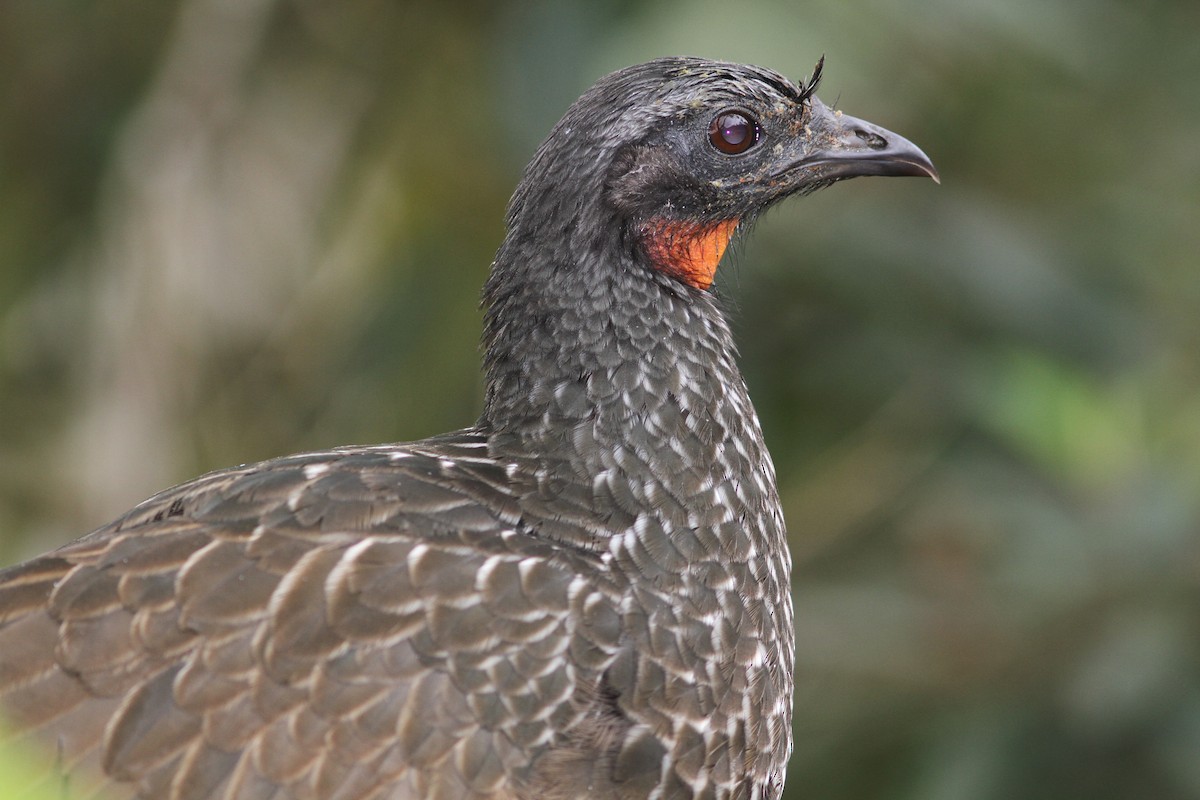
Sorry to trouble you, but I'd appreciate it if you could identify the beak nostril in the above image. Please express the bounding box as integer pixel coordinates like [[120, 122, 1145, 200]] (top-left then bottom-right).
[[854, 129, 888, 149], [794, 110, 938, 183]]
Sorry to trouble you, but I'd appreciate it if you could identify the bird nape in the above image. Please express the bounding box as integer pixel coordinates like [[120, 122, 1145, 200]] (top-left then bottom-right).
[[0, 57, 935, 800]]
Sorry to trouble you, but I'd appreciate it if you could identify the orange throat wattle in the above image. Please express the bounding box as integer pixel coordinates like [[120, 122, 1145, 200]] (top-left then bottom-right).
[[642, 218, 739, 290]]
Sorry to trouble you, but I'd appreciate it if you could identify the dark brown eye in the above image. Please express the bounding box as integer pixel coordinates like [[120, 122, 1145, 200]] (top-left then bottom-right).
[[709, 110, 760, 155]]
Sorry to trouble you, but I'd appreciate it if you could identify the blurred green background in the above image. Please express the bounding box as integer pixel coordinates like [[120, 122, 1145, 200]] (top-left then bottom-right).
[[1, 1, 1198, 798]]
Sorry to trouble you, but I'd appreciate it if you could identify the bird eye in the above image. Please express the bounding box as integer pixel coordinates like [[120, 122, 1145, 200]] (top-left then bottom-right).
[[708, 110, 760, 155]]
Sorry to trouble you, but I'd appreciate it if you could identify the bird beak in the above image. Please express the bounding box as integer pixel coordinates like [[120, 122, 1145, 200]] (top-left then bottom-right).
[[782, 98, 940, 184]]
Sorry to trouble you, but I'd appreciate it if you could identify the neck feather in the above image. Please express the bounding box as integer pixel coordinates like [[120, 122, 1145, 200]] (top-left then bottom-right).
[[481, 237, 764, 489]]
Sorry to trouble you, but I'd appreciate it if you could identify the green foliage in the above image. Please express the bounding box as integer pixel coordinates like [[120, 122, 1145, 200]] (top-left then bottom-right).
[[0, 722, 70, 800]]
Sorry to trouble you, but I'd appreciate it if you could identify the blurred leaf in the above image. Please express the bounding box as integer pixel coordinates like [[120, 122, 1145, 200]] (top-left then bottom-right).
[[976, 349, 1147, 490]]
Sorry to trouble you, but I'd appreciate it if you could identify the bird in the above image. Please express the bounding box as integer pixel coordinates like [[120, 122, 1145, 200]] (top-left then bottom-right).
[[0, 57, 936, 800]]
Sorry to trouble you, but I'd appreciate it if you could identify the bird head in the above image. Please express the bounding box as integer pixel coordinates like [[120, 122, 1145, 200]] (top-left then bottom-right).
[[498, 56, 937, 292]]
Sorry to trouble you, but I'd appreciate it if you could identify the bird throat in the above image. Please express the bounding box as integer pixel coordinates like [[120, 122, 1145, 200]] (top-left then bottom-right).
[[641, 217, 738, 290]]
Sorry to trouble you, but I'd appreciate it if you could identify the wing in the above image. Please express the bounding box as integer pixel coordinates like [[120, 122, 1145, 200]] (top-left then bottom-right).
[[0, 433, 627, 800]]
